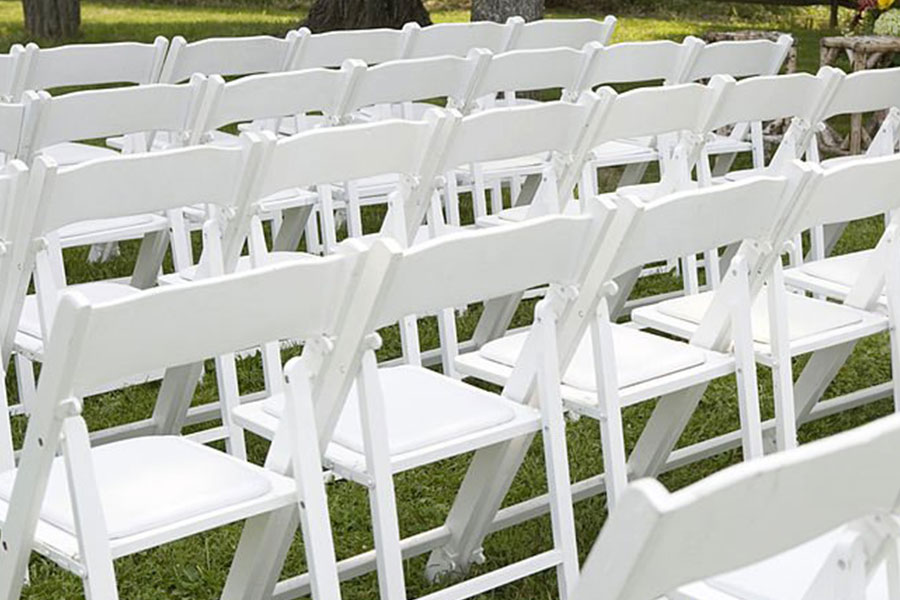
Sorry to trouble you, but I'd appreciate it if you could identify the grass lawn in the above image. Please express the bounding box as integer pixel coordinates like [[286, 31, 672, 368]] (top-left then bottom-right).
[[4, 1, 894, 599]]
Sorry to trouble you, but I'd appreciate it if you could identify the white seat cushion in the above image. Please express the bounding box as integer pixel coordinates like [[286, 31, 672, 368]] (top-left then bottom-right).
[[0, 437, 274, 540], [590, 139, 657, 164], [263, 365, 519, 456], [37, 142, 118, 166], [479, 324, 707, 390], [706, 526, 889, 600], [57, 214, 170, 247], [656, 290, 863, 344], [18, 281, 141, 339], [798, 251, 872, 288]]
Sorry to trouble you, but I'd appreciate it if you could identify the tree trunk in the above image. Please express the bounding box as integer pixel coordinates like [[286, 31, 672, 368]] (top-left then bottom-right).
[[471, 0, 544, 23], [303, 0, 431, 32], [22, 0, 80, 39]]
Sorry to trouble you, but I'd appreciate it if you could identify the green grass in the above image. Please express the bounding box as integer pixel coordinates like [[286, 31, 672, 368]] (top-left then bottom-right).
[[5, 2, 895, 599]]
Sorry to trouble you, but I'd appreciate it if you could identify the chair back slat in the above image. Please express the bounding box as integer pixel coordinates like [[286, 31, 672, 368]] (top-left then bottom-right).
[[475, 47, 586, 100], [404, 21, 512, 58], [574, 414, 900, 600], [686, 35, 792, 81], [611, 176, 790, 276], [513, 17, 616, 50], [293, 28, 405, 68], [376, 215, 595, 326], [260, 118, 436, 197], [160, 34, 297, 83], [595, 83, 713, 143], [823, 66, 900, 119], [20, 38, 168, 91], [580, 40, 689, 88]]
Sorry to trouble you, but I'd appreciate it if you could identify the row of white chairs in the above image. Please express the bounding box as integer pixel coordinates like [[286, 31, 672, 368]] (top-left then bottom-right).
[[0, 144, 898, 598], [0, 16, 618, 101], [5, 63, 900, 456]]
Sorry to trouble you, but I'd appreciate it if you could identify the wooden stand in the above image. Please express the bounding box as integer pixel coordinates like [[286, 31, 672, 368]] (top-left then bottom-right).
[[820, 35, 900, 154]]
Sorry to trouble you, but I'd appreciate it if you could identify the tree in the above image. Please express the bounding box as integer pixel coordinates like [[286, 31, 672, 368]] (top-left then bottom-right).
[[471, 0, 543, 23], [23, 0, 80, 38], [303, 0, 431, 32]]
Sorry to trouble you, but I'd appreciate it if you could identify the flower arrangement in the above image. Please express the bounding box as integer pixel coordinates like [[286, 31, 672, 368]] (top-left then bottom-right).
[[852, 0, 900, 35]]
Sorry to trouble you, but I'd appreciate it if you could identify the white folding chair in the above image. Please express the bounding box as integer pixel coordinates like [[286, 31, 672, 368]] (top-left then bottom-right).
[[400, 18, 517, 59], [510, 16, 617, 50], [635, 154, 900, 451], [576, 38, 705, 189], [457, 173, 804, 505], [20, 79, 208, 269], [334, 51, 491, 238], [0, 244, 389, 600], [784, 66, 900, 284], [683, 34, 795, 175], [158, 32, 301, 84], [442, 95, 602, 227], [226, 215, 605, 600], [10, 137, 266, 449], [573, 413, 900, 600], [12, 38, 169, 100]]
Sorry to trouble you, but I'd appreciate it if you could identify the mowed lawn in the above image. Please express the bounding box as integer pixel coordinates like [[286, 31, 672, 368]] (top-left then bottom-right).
[[1, 2, 892, 599]]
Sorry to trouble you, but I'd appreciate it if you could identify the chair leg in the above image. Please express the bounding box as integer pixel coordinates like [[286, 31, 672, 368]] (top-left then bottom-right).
[[767, 264, 798, 451], [490, 180, 503, 215], [357, 352, 407, 600], [221, 506, 300, 600], [618, 161, 648, 187], [14, 354, 36, 415], [305, 208, 323, 255], [437, 307, 459, 379], [580, 163, 597, 201], [346, 180, 363, 239], [214, 353, 247, 460]]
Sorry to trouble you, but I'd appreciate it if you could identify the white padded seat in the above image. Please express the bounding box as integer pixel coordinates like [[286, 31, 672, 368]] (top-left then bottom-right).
[[652, 289, 863, 344], [263, 365, 527, 456], [18, 281, 141, 339], [0, 437, 277, 540], [589, 138, 657, 166], [796, 251, 871, 288], [694, 526, 890, 600], [479, 324, 707, 391], [38, 142, 118, 167], [703, 133, 752, 156], [57, 214, 170, 247]]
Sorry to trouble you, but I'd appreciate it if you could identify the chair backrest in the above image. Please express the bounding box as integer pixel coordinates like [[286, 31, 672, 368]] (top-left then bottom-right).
[[258, 116, 443, 200], [821, 66, 900, 120], [195, 66, 352, 138], [401, 20, 515, 58], [609, 174, 793, 278], [794, 154, 900, 233], [341, 51, 489, 116], [375, 214, 597, 327], [577, 39, 700, 90], [440, 97, 597, 172], [0, 161, 31, 363], [573, 413, 900, 600], [46, 239, 380, 401], [0, 102, 30, 157], [291, 27, 406, 69], [511, 16, 617, 50], [684, 34, 793, 82], [472, 46, 591, 105], [704, 70, 842, 134], [14, 38, 168, 96], [21, 78, 206, 159], [591, 83, 716, 145], [158, 33, 300, 84]]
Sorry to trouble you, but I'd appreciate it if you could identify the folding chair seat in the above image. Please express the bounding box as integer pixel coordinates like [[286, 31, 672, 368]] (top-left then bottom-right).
[[457, 174, 801, 504], [682, 35, 794, 171], [225, 215, 600, 600], [10, 139, 263, 444], [635, 155, 900, 450], [0, 246, 382, 600], [20, 80, 208, 269], [571, 413, 900, 600]]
